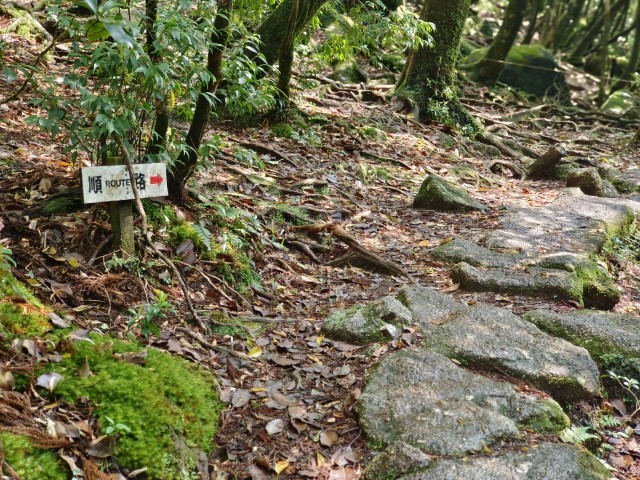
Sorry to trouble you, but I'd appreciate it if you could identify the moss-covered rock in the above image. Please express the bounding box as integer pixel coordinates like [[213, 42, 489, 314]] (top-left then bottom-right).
[[523, 309, 640, 377], [575, 261, 620, 310], [553, 162, 581, 180], [600, 91, 637, 116], [566, 168, 605, 197], [322, 296, 412, 344], [463, 44, 570, 103], [0, 433, 68, 480], [421, 303, 601, 402], [330, 60, 367, 84], [413, 175, 486, 212], [356, 349, 569, 457], [363, 441, 432, 480], [393, 442, 610, 480], [451, 262, 584, 304], [42, 336, 223, 479], [599, 166, 640, 194], [431, 238, 522, 268]]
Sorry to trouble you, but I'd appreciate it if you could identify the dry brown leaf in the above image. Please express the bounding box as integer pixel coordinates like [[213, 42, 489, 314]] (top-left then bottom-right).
[[0, 370, 14, 390], [320, 430, 338, 447]]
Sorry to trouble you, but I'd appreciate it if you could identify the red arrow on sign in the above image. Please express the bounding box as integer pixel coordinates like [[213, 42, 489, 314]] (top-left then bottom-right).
[[150, 174, 164, 185]]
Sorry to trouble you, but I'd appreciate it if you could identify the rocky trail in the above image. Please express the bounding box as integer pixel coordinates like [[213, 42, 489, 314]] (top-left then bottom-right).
[[324, 188, 640, 479]]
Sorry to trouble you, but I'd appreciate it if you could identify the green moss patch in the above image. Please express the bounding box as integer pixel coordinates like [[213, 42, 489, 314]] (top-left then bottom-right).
[[43, 336, 223, 479], [462, 44, 570, 103], [0, 433, 68, 480], [0, 271, 51, 339]]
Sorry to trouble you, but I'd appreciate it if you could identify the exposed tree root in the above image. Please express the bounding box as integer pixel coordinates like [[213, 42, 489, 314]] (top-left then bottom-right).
[[293, 222, 415, 282]]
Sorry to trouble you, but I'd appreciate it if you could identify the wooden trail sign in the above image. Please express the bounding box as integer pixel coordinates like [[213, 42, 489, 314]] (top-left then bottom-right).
[[81, 163, 168, 204], [81, 163, 168, 256]]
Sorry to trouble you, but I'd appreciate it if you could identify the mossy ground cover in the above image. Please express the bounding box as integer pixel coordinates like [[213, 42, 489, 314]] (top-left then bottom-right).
[[0, 432, 68, 480], [40, 335, 224, 479], [1, 271, 223, 479], [0, 270, 51, 339]]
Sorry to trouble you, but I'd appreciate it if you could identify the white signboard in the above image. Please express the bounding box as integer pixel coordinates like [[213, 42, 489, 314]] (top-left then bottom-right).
[[81, 164, 169, 204]]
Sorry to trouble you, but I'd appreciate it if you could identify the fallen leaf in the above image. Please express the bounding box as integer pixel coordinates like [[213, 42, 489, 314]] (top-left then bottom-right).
[[0, 370, 14, 390], [86, 435, 116, 458], [610, 399, 627, 416], [329, 468, 357, 480], [247, 346, 263, 358], [36, 372, 63, 392], [79, 357, 94, 379], [69, 329, 93, 343], [48, 312, 69, 328], [50, 281, 74, 297], [441, 283, 460, 293], [38, 178, 52, 192], [265, 419, 284, 435], [12, 338, 40, 357], [320, 430, 338, 447], [113, 351, 147, 366], [273, 458, 290, 476], [231, 389, 251, 408]]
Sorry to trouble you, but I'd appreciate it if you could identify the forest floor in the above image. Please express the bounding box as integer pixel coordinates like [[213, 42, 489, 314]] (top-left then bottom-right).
[[3, 17, 640, 480]]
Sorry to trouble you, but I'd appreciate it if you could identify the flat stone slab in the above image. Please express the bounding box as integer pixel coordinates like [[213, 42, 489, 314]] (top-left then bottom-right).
[[356, 350, 568, 457], [450, 262, 582, 302], [431, 238, 523, 268], [322, 296, 412, 345], [391, 442, 610, 480], [484, 194, 640, 255], [523, 309, 640, 366], [422, 303, 600, 402], [395, 285, 464, 330]]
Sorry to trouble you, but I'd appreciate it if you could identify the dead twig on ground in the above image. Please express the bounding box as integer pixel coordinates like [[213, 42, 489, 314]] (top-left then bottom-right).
[[114, 135, 207, 331], [175, 326, 252, 360], [226, 136, 299, 168]]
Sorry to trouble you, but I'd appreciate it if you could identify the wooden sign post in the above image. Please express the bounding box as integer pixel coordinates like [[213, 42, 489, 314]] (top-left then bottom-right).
[[81, 163, 169, 257]]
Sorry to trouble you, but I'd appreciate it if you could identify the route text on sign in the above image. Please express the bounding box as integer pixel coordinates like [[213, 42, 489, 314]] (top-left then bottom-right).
[[81, 164, 169, 204]]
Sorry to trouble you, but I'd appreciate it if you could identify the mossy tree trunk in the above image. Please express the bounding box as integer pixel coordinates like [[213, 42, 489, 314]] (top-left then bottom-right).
[[397, 0, 477, 131], [597, 0, 612, 104], [255, 0, 326, 65], [167, 0, 231, 205], [475, 0, 527, 84], [277, 0, 301, 102]]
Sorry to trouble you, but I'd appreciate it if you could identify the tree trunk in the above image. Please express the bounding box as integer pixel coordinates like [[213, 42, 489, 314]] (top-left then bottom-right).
[[612, 0, 640, 91], [277, 0, 301, 101], [556, 0, 587, 50], [255, 0, 326, 65], [522, 0, 545, 45], [475, 0, 528, 84], [569, 0, 627, 64], [167, 0, 231, 205], [397, 0, 477, 131], [145, 0, 169, 158], [597, 0, 612, 104]]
